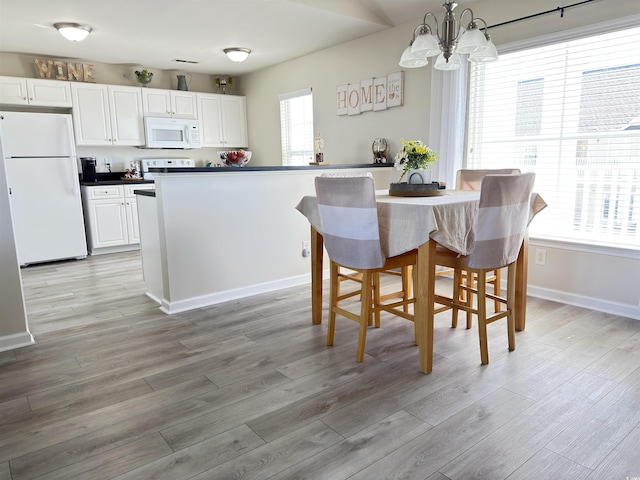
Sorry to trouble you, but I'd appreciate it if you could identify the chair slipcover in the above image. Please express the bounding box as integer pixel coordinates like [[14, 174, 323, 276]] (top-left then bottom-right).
[[315, 176, 385, 269], [456, 168, 521, 191], [467, 172, 536, 270]]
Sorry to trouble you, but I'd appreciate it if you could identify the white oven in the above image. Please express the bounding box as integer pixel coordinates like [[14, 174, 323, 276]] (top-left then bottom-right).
[[140, 157, 195, 180], [143, 116, 201, 149]]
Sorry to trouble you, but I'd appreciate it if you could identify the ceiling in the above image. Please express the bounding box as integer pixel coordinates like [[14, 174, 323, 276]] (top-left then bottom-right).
[[0, 0, 469, 76]]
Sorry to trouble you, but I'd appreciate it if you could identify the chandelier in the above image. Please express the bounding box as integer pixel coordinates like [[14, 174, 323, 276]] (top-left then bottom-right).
[[399, 0, 498, 71]]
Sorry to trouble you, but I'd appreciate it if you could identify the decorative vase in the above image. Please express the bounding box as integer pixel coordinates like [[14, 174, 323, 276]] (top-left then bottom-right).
[[135, 69, 153, 87], [407, 168, 432, 184], [177, 74, 192, 91]]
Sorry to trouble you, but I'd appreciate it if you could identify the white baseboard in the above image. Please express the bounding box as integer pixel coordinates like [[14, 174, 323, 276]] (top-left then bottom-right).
[[159, 274, 312, 314], [0, 331, 35, 353], [526, 285, 640, 321], [153, 272, 640, 322]]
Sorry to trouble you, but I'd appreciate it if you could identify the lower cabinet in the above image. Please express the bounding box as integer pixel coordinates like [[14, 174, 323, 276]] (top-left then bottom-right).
[[82, 184, 154, 254]]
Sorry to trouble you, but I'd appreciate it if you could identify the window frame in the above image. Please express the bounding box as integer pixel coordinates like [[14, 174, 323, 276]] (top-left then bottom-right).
[[279, 88, 314, 166], [464, 17, 640, 255]]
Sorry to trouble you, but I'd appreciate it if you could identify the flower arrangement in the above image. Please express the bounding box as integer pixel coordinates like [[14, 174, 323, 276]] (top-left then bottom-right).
[[394, 139, 438, 181], [215, 76, 233, 93], [134, 68, 153, 85]]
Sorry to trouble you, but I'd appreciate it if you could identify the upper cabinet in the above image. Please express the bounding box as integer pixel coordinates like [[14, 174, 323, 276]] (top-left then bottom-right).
[[0, 77, 72, 107], [71, 83, 144, 146], [197, 93, 248, 148], [142, 89, 197, 119]]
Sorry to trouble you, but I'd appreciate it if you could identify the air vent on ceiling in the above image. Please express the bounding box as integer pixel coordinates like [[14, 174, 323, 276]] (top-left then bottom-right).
[[172, 59, 199, 64]]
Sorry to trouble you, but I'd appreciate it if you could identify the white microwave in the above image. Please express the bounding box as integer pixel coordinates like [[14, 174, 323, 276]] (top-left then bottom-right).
[[143, 116, 201, 149]]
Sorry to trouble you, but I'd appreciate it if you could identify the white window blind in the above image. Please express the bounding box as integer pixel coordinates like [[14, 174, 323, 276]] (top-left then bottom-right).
[[279, 88, 314, 166], [467, 26, 640, 249]]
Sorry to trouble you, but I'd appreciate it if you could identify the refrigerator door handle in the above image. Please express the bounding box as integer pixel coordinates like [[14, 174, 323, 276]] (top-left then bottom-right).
[[66, 158, 80, 197]]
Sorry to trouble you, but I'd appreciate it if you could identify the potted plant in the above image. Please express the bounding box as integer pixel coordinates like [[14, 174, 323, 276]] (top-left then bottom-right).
[[215, 76, 233, 94], [135, 68, 153, 86], [394, 138, 438, 183]]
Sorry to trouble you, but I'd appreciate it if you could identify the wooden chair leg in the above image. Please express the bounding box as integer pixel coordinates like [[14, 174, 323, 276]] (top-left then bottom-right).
[[451, 268, 462, 328], [372, 272, 380, 328], [402, 266, 411, 314], [477, 271, 489, 365], [356, 271, 372, 362], [465, 271, 474, 329], [327, 262, 339, 347], [506, 263, 516, 352], [493, 268, 502, 312]]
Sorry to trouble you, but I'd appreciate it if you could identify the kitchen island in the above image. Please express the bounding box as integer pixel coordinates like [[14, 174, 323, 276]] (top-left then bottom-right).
[[136, 164, 394, 314]]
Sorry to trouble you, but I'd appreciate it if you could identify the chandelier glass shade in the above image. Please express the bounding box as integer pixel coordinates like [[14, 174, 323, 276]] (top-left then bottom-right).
[[399, 0, 498, 71]]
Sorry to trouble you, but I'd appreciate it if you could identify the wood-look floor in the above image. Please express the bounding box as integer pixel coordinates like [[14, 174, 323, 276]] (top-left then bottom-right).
[[1, 251, 639, 480]]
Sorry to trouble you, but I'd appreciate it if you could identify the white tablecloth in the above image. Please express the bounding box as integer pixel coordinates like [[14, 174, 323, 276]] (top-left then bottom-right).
[[296, 190, 481, 257], [297, 189, 547, 259]]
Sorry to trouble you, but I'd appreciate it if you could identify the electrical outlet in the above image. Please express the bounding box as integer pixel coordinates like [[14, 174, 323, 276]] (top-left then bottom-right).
[[302, 240, 311, 258], [535, 248, 546, 266]]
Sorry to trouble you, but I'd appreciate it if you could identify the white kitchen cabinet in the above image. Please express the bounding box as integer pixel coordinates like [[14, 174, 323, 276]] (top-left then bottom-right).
[[82, 184, 154, 254], [142, 88, 197, 119], [197, 93, 248, 148], [0, 76, 72, 107], [71, 83, 144, 146]]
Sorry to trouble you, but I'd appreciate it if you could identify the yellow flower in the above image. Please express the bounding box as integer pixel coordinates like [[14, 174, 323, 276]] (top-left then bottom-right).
[[394, 139, 438, 180]]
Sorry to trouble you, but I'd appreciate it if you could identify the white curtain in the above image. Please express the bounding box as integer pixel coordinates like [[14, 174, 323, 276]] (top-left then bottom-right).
[[428, 60, 468, 188]]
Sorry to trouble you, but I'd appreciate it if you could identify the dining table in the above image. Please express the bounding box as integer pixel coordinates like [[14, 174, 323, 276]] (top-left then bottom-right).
[[296, 188, 547, 374]]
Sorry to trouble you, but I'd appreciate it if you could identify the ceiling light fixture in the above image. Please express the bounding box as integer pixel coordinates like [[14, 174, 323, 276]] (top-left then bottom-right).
[[54, 22, 93, 42], [223, 48, 251, 63], [399, 0, 497, 71]]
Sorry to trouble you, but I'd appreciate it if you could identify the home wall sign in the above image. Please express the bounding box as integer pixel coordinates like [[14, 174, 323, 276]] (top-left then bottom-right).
[[336, 71, 403, 116], [34, 58, 96, 83]]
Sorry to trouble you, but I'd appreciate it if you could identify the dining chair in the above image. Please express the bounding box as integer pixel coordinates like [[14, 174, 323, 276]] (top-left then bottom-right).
[[433, 172, 536, 364], [320, 172, 412, 327], [449, 168, 522, 328], [315, 175, 417, 362]]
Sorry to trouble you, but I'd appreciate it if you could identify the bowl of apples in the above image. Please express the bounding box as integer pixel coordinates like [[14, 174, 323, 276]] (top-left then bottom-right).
[[219, 150, 252, 167]]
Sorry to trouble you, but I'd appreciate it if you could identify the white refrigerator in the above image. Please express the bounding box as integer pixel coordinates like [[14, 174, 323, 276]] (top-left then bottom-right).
[[0, 111, 87, 265]]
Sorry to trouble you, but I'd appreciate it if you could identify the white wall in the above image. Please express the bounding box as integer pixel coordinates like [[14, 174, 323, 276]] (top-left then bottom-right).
[[242, 0, 640, 168], [149, 167, 393, 313], [0, 129, 34, 351], [241, 0, 640, 320]]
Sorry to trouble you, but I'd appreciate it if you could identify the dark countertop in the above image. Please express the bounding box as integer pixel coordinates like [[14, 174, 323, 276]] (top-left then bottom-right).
[[148, 163, 394, 174], [80, 171, 154, 186], [81, 180, 154, 186], [136, 163, 392, 196]]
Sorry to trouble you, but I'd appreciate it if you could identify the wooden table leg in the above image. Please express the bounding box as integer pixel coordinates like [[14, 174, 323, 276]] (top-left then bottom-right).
[[311, 226, 323, 325], [415, 240, 436, 374], [514, 232, 529, 331]]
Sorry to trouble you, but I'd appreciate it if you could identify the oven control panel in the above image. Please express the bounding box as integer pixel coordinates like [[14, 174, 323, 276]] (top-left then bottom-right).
[[140, 158, 195, 179]]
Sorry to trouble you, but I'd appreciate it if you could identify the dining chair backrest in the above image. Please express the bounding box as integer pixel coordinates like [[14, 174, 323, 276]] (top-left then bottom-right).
[[468, 172, 535, 270], [456, 168, 521, 191], [314, 175, 385, 269]]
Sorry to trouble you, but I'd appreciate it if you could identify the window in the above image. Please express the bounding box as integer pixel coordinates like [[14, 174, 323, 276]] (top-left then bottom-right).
[[279, 88, 314, 166], [467, 26, 640, 249]]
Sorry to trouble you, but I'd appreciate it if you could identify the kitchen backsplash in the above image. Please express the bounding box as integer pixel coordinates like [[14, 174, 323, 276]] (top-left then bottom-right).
[[75, 146, 221, 171]]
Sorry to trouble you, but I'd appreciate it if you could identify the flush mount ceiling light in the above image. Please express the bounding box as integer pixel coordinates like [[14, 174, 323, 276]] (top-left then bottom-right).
[[54, 22, 93, 42], [399, 0, 497, 71], [223, 48, 251, 63]]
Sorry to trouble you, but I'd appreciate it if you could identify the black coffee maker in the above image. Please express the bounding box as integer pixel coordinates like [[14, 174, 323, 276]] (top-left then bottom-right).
[[80, 157, 98, 182]]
